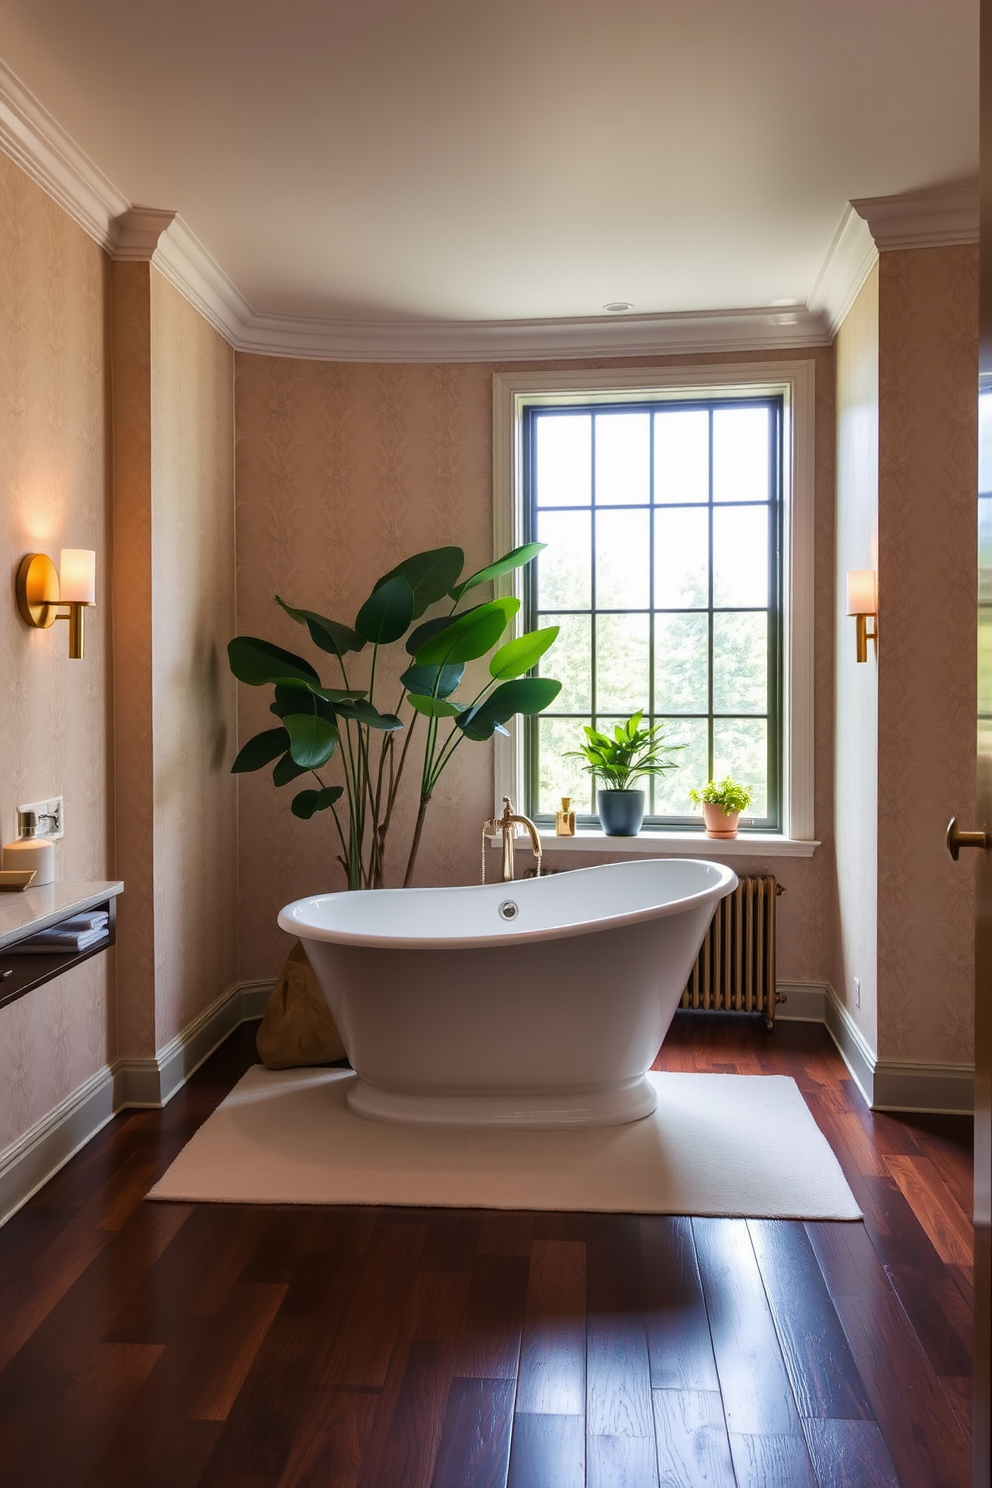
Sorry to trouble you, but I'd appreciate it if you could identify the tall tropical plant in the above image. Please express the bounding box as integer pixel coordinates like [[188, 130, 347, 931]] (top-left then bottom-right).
[[228, 543, 560, 890]]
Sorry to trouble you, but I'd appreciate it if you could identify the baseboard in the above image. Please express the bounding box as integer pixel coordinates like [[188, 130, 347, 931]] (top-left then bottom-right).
[[794, 982, 975, 1115], [0, 978, 274, 1227], [115, 979, 274, 1107], [774, 980, 828, 1023], [0, 1062, 117, 1227]]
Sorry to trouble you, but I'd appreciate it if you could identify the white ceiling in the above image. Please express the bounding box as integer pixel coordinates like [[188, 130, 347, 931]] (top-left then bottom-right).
[[0, 0, 978, 328]]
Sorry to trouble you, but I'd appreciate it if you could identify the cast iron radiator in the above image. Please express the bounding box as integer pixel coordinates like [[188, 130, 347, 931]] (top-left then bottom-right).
[[679, 875, 784, 1029]]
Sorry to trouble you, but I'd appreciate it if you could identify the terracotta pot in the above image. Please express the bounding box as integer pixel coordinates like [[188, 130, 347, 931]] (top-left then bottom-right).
[[702, 801, 740, 839]]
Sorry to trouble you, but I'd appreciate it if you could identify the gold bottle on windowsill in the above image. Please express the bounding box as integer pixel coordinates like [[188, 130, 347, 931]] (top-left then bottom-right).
[[555, 797, 576, 836]]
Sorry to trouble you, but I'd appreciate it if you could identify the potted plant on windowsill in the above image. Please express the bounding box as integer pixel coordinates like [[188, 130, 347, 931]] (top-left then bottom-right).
[[688, 777, 753, 839], [564, 713, 682, 836]]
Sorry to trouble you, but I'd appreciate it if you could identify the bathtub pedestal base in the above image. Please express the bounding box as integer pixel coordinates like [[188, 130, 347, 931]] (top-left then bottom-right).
[[346, 1074, 658, 1129]]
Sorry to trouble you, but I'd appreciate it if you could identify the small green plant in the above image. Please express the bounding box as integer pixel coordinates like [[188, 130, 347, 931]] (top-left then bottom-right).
[[565, 712, 682, 791], [688, 776, 753, 815]]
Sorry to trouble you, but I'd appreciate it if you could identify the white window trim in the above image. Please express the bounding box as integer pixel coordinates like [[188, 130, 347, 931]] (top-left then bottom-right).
[[491, 361, 817, 853]]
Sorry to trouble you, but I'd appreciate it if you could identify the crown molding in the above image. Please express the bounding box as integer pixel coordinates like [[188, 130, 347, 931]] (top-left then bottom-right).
[[0, 55, 125, 249], [851, 177, 979, 250], [807, 204, 878, 338], [149, 214, 255, 341], [234, 305, 832, 363]]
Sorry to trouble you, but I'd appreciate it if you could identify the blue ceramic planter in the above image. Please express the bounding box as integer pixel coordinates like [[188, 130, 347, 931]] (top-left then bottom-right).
[[597, 789, 645, 837]]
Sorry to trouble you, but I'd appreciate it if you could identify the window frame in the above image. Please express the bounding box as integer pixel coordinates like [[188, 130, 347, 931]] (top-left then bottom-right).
[[492, 361, 816, 847]]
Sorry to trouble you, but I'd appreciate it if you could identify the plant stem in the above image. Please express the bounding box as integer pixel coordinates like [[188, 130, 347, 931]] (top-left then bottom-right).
[[403, 791, 432, 887]]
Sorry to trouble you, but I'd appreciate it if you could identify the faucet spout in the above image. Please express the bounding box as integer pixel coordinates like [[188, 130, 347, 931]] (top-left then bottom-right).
[[482, 796, 543, 883]]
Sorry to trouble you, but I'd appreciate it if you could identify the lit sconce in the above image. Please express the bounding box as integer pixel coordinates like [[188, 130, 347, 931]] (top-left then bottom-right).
[[846, 568, 878, 664], [16, 549, 96, 659]]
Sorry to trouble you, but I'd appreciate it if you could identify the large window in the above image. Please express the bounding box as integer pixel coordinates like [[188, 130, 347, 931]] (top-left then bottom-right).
[[493, 365, 815, 843], [525, 397, 782, 828]]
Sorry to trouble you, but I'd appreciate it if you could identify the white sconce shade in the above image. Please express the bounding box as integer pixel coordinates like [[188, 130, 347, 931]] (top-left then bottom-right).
[[846, 568, 878, 663], [846, 568, 877, 616], [59, 549, 96, 605]]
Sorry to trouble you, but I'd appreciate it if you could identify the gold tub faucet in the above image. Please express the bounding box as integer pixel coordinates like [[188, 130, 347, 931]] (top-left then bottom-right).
[[482, 797, 543, 883]]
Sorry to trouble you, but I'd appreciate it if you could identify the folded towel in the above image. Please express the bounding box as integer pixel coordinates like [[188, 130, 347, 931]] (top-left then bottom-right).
[[53, 912, 109, 932], [17, 927, 110, 953]]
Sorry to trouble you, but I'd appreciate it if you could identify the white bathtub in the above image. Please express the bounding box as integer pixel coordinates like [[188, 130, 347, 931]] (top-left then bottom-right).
[[278, 857, 737, 1129]]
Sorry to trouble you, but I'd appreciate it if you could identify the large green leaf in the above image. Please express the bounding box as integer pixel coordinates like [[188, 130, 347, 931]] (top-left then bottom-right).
[[291, 785, 344, 820], [355, 574, 416, 645], [489, 626, 559, 680], [449, 542, 545, 602], [414, 598, 519, 667], [231, 727, 290, 773], [276, 598, 365, 656], [334, 699, 403, 731], [457, 677, 562, 741], [271, 685, 336, 724], [272, 752, 311, 787], [406, 694, 467, 718], [228, 636, 320, 686], [406, 606, 482, 657], [373, 547, 464, 619], [283, 713, 340, 768], [399, 662, 465, 698]]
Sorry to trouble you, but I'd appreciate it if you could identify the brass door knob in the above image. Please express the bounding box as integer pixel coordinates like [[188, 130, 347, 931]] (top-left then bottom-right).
[[946, 818, 991, 861]]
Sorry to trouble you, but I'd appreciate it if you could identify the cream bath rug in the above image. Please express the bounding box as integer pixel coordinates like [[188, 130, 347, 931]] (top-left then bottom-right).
[[148, 1067, 860, 1220]]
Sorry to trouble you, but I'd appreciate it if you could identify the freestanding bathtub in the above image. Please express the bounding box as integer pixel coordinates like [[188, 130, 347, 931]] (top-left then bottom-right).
[[278, 857, 737, 1129]]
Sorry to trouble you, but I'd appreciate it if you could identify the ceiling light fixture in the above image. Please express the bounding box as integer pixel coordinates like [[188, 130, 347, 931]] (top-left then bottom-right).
[[603, 302, 634, 314]]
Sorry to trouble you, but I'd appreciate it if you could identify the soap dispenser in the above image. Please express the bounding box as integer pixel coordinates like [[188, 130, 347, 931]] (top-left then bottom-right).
[[2, 811, 55, 885]]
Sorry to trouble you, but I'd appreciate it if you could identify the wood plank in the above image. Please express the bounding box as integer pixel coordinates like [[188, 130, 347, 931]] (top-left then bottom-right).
[[728, 1432, 817, 1488], [196, 1314, 335, 1484], [478, 1209, 535, 1256], [188, 1282, 288, 1421], [640, 1215, 719, 1393], [802, 1417, 902, 1488], [7, 1339, 163, 1488], [323, 1218, 427, 1387], [884, 1263, 973, 1380], [506, 1414, 584, 1488], [278, 1385, 380, 1488], [651, 1388, 736, 1488], [516, 1239, 586, 1415], [586, 1216, 653, 1440], [747, 1219, 872, 1420], [452, 1253, 529, 1380], [431, 1377, 515, 1488], [884, 1155, 974, 1266], [585, 1431, 659, 1487], [83, 1417, 222, 1488], [807, 1219, 971, 1488], [360, 1339, 450, 1488], [692, 1218, 798, 1437]]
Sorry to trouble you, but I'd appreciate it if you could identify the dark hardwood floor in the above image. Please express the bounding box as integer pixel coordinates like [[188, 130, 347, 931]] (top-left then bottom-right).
[[0, 1014, 974, 1488]]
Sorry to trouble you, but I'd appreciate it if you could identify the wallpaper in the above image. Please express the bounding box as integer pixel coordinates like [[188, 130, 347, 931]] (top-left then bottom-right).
[[833, 265, 880, 1051], [149, 271, 238, 1049], [876, 246, 978, 1065], [234, 348, 837, 984], [0, 153, 114, 1154]]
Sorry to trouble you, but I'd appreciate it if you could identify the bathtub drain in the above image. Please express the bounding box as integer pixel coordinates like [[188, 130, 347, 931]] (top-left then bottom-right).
[[498, 900, 519, 921]]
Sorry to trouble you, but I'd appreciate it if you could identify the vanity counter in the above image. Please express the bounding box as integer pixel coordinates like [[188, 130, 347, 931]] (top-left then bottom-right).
[[0, 879, 123, 1009]]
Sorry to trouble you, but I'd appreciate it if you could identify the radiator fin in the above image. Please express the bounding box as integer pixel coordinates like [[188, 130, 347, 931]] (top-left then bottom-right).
[[680, 875, 781, 1028]]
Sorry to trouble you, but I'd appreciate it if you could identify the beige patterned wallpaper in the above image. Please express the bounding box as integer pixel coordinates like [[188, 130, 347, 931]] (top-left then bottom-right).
[[833, 265, 879, 1051], [0, 154, 114, 1153], [149, 272, 238, 1049], [876, 246, 977, 1065], [234, 347, 837, 984]]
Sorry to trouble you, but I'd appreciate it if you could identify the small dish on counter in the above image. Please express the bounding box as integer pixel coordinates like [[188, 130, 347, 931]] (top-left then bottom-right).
[[0, 869, 37, 891]]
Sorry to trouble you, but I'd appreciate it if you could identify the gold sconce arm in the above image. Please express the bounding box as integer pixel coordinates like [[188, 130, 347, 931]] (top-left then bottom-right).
[[15, 551, 95, 659]]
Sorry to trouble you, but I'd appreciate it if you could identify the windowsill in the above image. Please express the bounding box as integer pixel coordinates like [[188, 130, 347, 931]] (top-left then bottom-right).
[[524, 830, 820, 859]]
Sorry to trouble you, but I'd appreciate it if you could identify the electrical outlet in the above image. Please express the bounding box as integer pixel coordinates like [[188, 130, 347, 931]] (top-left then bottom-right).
[[853, 976, 861, 1009], [16, 796, 64, 839]]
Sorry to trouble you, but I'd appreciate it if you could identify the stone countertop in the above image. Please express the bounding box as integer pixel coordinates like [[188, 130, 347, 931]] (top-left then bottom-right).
[[0, 880, 124, 951]]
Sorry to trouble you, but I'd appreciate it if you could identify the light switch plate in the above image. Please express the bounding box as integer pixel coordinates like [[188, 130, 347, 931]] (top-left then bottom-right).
[[16, 797, 64, 839]]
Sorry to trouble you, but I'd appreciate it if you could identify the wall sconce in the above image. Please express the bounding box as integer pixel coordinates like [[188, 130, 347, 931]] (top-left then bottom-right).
[[846, 568, 878, 664], [16, 550, 96, 659]]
